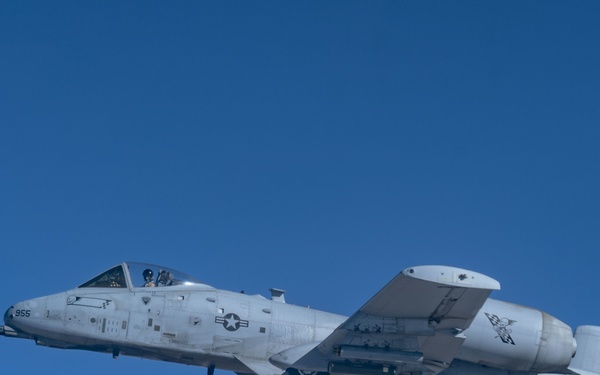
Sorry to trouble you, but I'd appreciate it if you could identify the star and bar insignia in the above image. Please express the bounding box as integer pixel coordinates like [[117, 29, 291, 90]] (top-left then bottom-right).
[[215, 313, 249, 331]]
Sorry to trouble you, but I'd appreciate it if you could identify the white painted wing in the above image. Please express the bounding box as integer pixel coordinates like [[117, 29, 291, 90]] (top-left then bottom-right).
[[292, 265, 500, 374]]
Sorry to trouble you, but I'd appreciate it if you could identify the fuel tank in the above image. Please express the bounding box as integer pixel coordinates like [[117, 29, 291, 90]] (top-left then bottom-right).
[[458, 299, 576, 372]]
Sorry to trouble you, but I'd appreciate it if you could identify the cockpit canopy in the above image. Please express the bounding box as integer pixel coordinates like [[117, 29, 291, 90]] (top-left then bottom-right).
[[78, 262, 205, 289]]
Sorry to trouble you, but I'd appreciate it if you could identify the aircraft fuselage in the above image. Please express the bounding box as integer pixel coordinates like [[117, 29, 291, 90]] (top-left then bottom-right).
[[2, 263, 593, 375], [4, 284, 575, 374]]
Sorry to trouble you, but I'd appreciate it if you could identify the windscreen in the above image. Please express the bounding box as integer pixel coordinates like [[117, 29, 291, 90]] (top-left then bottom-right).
[[79, 265, 127, 288]]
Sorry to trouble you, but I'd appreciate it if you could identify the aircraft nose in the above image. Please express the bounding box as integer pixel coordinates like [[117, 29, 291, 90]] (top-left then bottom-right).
[[2, 304, 35, 339], [2, 299, 44, 337], [4, 305, 15, 324], [3, 301, 35, 328]]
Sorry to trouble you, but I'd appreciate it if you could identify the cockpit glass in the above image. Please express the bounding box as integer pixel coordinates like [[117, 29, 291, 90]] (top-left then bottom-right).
[[127, 262, 203, 288], [78, 262, 204, 289], [79, 265, 127, 288]]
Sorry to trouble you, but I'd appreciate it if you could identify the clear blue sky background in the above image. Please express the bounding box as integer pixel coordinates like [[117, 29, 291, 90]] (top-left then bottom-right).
[[2, 2, 600, 373]]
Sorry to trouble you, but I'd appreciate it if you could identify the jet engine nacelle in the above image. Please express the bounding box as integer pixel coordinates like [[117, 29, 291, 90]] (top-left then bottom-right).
[[458, 299, 576, 373], [569, 325, 600, 375]]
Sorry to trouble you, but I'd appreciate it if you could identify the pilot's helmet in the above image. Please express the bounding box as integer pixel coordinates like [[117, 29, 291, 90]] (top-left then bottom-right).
[[143, 269, 154, 280]]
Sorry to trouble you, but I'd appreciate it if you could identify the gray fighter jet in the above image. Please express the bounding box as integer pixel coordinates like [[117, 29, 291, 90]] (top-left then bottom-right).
[[2, 262, 599, 375]]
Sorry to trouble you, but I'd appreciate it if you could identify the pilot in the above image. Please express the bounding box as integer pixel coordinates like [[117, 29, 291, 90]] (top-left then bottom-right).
[[157, 269, 173, 286], [143, 269, 156, 287]]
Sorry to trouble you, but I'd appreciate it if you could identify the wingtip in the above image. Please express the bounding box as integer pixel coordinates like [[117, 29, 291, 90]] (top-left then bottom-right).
[[402, 265, 501, 290]]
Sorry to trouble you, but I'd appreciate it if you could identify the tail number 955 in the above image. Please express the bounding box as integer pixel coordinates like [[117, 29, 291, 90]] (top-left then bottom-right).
[[15, 309, 31, 318]]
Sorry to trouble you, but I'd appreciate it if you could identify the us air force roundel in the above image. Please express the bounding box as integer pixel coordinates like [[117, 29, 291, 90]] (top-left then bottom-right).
[[215, 313, 249, 331]]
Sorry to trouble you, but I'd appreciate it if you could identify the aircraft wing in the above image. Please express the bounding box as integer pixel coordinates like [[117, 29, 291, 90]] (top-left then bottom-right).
[[235, 354, 286, 375], [289, 265, 500, 375]]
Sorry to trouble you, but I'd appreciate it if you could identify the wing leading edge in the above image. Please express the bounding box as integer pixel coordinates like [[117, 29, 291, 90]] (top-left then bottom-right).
[[283, 265, 500, 375]]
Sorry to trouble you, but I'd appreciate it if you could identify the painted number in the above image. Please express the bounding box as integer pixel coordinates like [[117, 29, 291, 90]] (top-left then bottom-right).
[[15, 309, 31, 317]]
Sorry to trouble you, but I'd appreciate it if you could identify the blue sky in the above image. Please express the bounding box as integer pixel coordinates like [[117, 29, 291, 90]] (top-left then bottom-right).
[[1, 1, 600, 373]]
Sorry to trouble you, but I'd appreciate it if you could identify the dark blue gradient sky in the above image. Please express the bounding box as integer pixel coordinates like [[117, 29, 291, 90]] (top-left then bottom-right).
[[2, 2, 600, 373]]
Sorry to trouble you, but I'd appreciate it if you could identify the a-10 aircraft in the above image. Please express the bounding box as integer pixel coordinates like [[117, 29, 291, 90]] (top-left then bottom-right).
[[2, 262, 600, 375]]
